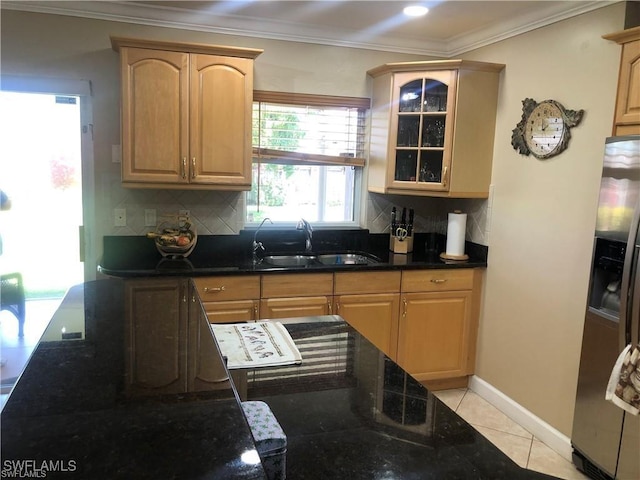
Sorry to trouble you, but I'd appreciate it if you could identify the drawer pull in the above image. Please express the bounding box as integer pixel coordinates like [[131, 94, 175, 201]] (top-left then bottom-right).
[[430, 279, 447, 284], [204, 286, 226, 293]]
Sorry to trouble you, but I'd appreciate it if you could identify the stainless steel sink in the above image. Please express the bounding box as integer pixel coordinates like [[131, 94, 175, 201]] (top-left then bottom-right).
[[317, 253, 379, 265], [261, 252, 380, 267], [261, 254, 318, 267]]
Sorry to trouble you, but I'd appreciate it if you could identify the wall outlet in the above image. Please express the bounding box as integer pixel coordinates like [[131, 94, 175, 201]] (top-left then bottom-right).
[[144, 209, 157, 227], [114, 208, 126, 227]]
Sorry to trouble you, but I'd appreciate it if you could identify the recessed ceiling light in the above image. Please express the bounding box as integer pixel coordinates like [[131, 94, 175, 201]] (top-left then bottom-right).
[[403, 5, 429, 17]]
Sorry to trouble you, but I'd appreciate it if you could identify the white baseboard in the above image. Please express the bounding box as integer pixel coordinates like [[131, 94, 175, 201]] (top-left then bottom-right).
[[468, 375, 573, 461]]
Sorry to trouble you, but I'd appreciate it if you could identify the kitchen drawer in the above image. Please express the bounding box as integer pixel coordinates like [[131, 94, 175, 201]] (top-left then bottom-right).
[[202, 299, 259, 323], [261, 273, 333, 298], [401, 269, 474, 293], [334, 271, 401, 295], [193, 275, 260, 302]]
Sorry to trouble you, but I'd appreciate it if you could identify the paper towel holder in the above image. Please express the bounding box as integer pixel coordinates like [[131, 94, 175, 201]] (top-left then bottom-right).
[[440, 252, 469, 261]]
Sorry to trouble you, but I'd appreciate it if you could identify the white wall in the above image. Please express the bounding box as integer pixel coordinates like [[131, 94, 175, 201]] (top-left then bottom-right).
[[461, 3, 625, 435]]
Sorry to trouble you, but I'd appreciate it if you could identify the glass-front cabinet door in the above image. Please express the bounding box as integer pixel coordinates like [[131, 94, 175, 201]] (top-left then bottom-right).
[[389, 70, 456, 192]]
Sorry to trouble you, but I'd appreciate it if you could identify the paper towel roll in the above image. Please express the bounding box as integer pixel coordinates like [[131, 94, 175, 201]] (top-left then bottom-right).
[[445, 212, 467, 256]]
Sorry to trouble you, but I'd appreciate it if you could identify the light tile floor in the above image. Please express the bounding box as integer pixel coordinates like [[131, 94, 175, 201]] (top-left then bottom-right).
[[433, 388, 590, 480]]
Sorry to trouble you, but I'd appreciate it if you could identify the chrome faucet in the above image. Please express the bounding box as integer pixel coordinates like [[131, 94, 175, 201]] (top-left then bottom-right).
[[252, 217, 273, 262], [297, 218, 313, 252]]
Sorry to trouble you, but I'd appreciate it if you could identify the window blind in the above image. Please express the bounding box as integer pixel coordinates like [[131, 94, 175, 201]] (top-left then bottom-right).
[[252, 90, 369, 168]]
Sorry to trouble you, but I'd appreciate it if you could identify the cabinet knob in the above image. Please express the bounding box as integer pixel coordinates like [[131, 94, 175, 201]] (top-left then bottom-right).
[[204, 286, 226, 293]]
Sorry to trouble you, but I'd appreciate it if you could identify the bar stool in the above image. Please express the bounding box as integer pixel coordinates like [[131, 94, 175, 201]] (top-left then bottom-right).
[[241, 400, 287, 480]]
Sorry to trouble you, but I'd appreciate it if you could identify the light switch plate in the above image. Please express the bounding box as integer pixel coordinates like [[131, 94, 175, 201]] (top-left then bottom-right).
[[111, 144, 121, 164]]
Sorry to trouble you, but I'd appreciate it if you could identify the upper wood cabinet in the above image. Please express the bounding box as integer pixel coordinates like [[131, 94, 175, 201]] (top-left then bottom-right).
[[603, 27, 640, 136], [367, 60, 504, 198], [111, 37, 263, 190]]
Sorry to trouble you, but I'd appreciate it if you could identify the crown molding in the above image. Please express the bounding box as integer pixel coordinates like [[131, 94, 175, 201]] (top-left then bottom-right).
[[1, 1, 615, 57]]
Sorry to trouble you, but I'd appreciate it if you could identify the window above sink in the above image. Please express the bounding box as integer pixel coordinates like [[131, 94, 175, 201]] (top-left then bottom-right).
[[245, 91, 370, 228]]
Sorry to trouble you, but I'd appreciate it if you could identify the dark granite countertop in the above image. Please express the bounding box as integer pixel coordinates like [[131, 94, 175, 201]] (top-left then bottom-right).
[[0, 278, 558, 479], [99, 229, 487, 277]]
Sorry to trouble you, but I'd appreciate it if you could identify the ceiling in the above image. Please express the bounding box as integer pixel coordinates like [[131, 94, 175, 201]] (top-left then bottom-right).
[[2, 0, 617, 56]]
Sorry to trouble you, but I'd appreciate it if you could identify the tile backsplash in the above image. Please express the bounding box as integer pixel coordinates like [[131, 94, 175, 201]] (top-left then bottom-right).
[[104, 174, 490, 246]]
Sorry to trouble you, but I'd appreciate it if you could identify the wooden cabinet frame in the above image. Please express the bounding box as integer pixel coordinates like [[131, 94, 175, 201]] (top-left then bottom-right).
[[603, 27, 640, 136], [111, 37, 262, 190], [367, 60, 504, 198]]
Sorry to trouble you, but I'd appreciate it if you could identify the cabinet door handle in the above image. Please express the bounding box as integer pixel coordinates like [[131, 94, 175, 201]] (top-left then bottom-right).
[[328, 300, 332, 314], [181, 157, 187, 179], [430, 278, 447, 284], [443, 166, 448, 187], [336, 302, 340, 313], [191, 157, 196, 179], [402, 298, 407, 318], [204, 286, 226, 293]]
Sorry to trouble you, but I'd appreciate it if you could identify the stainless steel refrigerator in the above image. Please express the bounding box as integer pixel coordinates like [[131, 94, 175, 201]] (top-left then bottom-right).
[[572, 135, 640, 480]]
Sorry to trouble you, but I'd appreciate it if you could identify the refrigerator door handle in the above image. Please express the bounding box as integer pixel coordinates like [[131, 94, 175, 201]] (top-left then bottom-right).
[[632, 245, 640, 346], [621, 198, 640, 350]]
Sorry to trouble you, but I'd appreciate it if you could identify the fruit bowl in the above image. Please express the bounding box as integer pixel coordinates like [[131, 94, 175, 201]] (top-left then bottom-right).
[[148, 219, 197, 258]]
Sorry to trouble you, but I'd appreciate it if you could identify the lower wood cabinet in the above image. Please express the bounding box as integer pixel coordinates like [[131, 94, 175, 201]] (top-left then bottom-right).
[[260, 273, 333, 319], [397, 269, 482, 382], [193, 275, 260, 323], [124, 277, 229, 396], [334, 271, 401, 360], [124, 267, 483, 392]]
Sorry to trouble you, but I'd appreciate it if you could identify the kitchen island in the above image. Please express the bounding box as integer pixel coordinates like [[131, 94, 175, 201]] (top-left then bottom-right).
[[0, 279, 558, 479]]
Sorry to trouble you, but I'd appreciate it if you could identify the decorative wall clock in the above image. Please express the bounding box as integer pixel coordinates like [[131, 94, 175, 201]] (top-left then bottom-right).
[[511, 98, 584, 159]]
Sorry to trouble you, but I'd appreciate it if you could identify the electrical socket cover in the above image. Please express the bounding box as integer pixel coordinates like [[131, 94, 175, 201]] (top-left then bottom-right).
[[144, 209, 157, 227], [114, 208, 126, 227]]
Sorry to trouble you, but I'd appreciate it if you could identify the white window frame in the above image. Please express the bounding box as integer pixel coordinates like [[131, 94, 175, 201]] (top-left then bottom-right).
[[245, 91, 370, 229]]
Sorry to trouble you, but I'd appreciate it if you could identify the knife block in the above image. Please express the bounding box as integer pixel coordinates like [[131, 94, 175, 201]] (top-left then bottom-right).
[[390, 235, 413, 254]]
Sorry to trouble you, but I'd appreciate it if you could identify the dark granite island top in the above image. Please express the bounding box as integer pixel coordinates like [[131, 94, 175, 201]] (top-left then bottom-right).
[[1, 279, 557, 479]]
